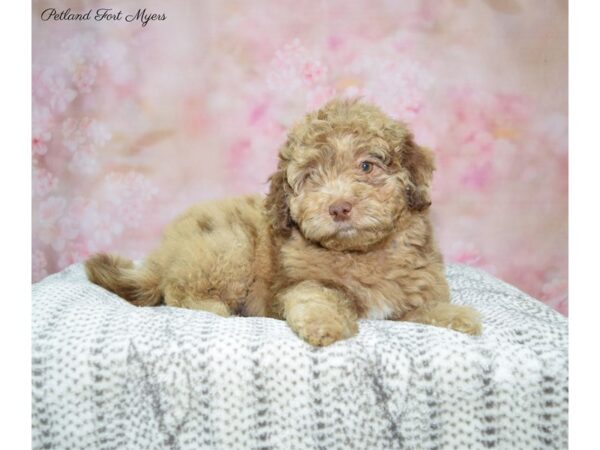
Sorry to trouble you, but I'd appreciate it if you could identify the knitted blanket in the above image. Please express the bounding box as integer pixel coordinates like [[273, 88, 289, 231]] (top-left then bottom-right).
[[32, 263, 568, 449]]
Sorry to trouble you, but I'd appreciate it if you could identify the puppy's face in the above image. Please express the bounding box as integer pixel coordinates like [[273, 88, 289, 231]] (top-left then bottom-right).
[[266, 99, 435, 251], [286, 133, 405, 251]]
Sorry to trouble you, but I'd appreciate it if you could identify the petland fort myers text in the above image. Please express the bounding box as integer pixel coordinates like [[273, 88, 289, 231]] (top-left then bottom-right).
[[40, 8, 166, 27]]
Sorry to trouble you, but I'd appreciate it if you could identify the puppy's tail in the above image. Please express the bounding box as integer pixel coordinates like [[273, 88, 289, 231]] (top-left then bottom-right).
[[85, 253, 162, 306]]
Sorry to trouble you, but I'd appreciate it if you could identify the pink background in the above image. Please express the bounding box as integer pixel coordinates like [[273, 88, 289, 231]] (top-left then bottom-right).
[[32, 0, 568, 315]]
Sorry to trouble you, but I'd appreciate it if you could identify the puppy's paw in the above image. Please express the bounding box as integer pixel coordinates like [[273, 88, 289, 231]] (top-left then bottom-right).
[[444, 306, 482, 336], [403, 303, 482, 336], [286, 303, 358, 346]]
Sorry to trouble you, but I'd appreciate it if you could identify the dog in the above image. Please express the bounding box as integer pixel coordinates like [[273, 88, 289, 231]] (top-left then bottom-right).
[[86, 98, 482, 346]]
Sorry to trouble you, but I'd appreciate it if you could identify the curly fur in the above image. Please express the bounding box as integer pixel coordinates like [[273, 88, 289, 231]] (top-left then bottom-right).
[[86, 99, 481, 346]]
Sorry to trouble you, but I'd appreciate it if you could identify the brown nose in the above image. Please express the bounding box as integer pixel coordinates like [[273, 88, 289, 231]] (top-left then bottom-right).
[[329, 201, 353, 221]]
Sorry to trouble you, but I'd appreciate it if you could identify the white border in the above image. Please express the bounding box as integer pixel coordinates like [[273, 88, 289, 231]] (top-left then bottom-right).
[[0, 1, 31, 448], [569, 0, 600, 447]]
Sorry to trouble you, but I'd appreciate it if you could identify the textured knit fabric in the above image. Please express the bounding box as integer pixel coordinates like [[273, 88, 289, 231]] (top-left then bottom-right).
[[32, 263, 568, 450]]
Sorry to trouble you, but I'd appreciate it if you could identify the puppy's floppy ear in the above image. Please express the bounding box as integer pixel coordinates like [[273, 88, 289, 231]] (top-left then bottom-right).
[[384, 119, 436, 212], [265, 161, 294, 237], [403, 136, 435, 211]]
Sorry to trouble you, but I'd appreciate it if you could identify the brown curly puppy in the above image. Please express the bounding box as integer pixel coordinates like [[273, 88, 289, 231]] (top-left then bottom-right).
[[86, 99, 482, 346]]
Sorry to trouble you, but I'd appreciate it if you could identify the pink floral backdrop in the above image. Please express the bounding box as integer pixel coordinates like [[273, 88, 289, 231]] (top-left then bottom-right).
[[32, 0, 568, 315]]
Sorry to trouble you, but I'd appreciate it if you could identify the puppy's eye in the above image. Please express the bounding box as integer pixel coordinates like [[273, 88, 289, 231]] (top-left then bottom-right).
[[360, 161, 374, 173]]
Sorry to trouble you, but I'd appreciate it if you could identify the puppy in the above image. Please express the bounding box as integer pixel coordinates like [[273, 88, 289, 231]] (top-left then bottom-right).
[[86, 98, 481, 346]]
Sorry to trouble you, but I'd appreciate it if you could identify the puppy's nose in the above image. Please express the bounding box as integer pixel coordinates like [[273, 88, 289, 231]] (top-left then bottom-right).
[[329, 201, 353, 221]]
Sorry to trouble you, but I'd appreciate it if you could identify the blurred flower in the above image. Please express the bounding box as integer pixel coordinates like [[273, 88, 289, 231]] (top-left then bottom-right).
[[96, 39, 135, 84], [61, 33, 97, 70], [72, 64, 97, 93], [38, 196, 66, 227], [267, 39, 328, 92], [37, 68, 77, 113], [32, 249, 48, 282], [61, 118, 111, 175], [100, 172, 159, 228], [32, 138, 49, 157], [74, 199, 123, 253], [350, 56, 433, 121], [32, 166, 58, 198], [62, 117, 111, 152], [32, 105, 53, 156], [68, 148, 99, 175]]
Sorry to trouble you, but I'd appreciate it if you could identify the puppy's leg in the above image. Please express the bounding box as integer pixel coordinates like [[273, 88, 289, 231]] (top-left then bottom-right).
[[181, 298, 231, 317], [278, 281, 358, 346], [400, 302, 482, 335], [163, 285, 231, 317]]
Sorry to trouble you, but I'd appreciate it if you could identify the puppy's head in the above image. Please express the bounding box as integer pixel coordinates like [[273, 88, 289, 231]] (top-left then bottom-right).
[[266, 98, 435, 251]]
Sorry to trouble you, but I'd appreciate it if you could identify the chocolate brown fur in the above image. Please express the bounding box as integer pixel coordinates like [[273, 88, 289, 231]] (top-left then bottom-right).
[[86, 99, 481, 346]]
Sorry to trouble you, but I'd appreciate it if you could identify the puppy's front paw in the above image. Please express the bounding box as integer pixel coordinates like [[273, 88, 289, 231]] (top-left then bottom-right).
[[286, 302, 358, 346], [402, 303, 483, 336]]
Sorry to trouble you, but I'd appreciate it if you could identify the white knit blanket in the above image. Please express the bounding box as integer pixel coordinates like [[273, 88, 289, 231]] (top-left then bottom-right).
[[32, 263, 568, 449]]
